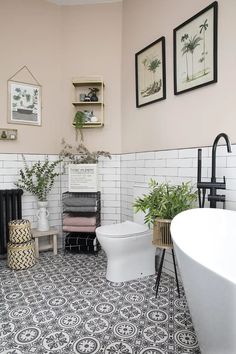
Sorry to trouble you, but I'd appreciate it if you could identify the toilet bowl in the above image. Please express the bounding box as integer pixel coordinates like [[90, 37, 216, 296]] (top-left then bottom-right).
[[96, 185, 156, 282]]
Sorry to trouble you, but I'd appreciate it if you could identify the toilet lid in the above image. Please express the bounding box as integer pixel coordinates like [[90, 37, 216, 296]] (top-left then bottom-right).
[[96, 221, 149, 238]]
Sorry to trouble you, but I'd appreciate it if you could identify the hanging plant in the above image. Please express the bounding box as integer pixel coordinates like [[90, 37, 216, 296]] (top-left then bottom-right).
[[73, 111, 86, 142]]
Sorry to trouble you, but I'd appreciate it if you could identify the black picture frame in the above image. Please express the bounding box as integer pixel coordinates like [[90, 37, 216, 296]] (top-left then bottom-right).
[[135, 36, 166, 108], [173, 1, 218, 95]]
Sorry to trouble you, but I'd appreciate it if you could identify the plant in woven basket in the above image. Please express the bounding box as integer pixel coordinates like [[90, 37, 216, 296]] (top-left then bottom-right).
[[59, 138, 111, 164], [133, 179, 197, 226], [15, 155, 62, 201]]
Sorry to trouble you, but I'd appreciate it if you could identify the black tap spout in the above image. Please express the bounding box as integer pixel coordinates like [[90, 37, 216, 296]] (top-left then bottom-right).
[[211, 133, 232, 182]]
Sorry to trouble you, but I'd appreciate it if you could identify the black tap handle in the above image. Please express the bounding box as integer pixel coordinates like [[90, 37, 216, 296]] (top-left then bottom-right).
[[197, 149, 202, 183], [198, 188, 202, 208], [208, 194, 225, 202]]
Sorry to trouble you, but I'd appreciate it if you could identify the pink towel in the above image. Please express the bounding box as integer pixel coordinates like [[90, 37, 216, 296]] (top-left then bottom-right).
[[63, 216, 96, 226], [63, 225, 96, 232]]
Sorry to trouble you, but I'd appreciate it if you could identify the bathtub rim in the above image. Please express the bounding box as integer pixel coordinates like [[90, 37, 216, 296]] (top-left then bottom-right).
[[171, 207, 236, 285]]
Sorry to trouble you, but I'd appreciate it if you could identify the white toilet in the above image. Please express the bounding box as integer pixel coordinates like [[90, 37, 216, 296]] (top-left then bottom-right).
[[96, 185, 156, 283]]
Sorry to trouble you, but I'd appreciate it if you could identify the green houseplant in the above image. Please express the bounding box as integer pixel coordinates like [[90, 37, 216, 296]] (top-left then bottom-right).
[[59, 139, 111, 193], [15, 156, 62, 231], [15, 156, 62, 201], [134, 179, 197, 246], [134, 179, 197, 225], [60, 139, 111, 164], [73, 111, 86, 142]]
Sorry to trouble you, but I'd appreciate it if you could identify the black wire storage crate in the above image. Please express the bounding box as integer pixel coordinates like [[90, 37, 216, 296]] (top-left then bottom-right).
[[62, 191, 101, 254]]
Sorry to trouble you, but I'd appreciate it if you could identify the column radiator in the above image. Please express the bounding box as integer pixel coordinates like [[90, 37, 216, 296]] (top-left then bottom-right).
[[0, 189, 23, 255]]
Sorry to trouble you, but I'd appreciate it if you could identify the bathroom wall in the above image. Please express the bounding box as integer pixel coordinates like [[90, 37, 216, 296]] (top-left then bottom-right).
[[121, 0, 236, 153], [0, 153, 120, 248], [1, 0, 236, 156], [0, 0, 122, 154], [121, 143, 236, 275], [0, 0, 62, 154], [60, 2, 123, 153], [1, 141, 236, 274]]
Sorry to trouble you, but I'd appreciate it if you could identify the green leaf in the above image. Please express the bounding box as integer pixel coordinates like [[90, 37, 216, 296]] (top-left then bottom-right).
[[133, 180, 197, 225]]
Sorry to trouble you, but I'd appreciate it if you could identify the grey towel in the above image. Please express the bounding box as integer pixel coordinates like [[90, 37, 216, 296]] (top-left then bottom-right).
[[63, 197, 97, 207], [64, 206, 97, 213]]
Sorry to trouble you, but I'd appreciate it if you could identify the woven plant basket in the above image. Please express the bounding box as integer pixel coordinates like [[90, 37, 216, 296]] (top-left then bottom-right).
[[7, 240, 36, 270], [152, 218, 172, 248], [8, 219, 32, 244]]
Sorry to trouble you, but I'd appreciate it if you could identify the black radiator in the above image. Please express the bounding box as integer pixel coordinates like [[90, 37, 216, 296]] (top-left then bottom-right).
[[0, 189, 23, 255]]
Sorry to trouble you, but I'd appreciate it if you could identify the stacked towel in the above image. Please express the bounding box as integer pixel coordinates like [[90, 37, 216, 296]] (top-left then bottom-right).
[[63, 225, 96, 232], [63, 215, 97, 233], [63, 215, 96, 226], [63, 197, 97, 213]]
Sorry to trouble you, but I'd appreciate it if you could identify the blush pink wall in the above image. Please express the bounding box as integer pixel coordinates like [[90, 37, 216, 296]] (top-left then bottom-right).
[[0, 0, 235, 154], [121, 0, 236, 152], [0, 0, 62, 154], [0, 0, 122, 154], [60, 2, 122, 153]]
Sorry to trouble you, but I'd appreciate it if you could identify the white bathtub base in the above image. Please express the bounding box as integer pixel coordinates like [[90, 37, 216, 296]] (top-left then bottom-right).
[[171, 208, 236, 354]]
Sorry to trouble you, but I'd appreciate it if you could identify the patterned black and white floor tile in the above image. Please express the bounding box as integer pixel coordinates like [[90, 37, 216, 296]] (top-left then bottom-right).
[[0, 251, 201, 354]]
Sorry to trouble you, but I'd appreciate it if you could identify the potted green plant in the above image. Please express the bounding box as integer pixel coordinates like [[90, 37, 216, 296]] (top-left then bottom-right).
[[15, 156, 62, 231], [59, 139, 111, 192], [133, 179, 197, 246], [73, 111, 86, 142], [60, 139, 111, 164]]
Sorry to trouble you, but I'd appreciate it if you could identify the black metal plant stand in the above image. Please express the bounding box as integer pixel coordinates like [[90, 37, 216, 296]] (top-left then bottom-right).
[[155, 248, 180, 298]]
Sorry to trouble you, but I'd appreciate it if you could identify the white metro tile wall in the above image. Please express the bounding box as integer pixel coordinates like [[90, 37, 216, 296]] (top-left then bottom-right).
[[120, 145, 236, 277], [0, 153, 121, 248], [1, 144, 236, 272], [0, 154, 64, 250]]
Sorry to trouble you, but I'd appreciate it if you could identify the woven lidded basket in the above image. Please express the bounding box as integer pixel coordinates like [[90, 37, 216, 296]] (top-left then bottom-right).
[[8, 219, 32, 244], [7, 240, 36, 270], [152, 218, 173, 248]]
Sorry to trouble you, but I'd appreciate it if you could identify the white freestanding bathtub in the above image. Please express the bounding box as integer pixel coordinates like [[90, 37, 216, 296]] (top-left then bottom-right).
[[171, 208, 236, 354]]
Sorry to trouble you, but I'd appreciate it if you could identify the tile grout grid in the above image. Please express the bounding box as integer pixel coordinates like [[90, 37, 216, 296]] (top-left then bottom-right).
[[0, 251, 201, 354]]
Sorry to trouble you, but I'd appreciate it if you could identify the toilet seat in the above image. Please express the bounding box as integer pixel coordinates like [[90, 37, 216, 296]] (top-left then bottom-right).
[[96, 220, 149, 238]]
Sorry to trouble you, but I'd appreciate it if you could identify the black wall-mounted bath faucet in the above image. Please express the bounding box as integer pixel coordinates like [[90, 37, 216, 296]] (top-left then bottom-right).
[[197, 133, 232, 208]]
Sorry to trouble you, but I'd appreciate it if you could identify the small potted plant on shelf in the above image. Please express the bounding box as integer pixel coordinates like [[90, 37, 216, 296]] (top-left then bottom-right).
[[133, 179, 197, 246], [15, 156, 62, 231], [73, 111, 86, 142]]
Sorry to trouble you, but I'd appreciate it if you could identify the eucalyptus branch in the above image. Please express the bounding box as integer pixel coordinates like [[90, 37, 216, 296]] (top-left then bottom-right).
[[15, 155, 62, 201]]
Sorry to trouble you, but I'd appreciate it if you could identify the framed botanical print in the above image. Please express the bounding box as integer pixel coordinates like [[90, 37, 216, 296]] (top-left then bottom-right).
[[174, 1, 218, 95], [135, 36, 166, 107], [8, 81, 42, 125]]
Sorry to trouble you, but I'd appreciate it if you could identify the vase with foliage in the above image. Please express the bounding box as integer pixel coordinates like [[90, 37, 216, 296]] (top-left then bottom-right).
[[134, 179, 197, 246], [15, 156, 62, 231]]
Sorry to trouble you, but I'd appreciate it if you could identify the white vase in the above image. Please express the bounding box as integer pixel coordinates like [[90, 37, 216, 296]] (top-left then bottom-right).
[[37, 201, 50, 231]]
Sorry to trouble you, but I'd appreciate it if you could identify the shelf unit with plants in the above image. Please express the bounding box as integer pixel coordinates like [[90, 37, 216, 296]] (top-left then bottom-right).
[[72, 77, 104, 129]]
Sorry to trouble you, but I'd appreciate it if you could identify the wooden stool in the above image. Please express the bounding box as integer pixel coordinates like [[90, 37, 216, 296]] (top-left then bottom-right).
[[31, 228, 59, 258]]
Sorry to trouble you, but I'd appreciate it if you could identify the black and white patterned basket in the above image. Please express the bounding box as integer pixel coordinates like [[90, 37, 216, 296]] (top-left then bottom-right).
[[8, 219, 32, 243], [7, 240, 36, 270]]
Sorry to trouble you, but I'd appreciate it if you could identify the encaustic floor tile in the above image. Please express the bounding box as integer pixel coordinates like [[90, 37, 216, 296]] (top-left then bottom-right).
[[0, 250, 201, 354]]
